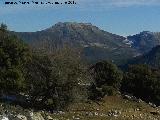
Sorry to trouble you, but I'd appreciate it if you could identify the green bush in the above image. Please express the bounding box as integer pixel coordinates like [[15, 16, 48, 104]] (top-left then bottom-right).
[[0, 24, 30, 94], [102, 85, 117, 96], [121, 64, 160, 105], [90, 61, 123, 89], [88, 83, 103, 100], [89, 61, 123, 100], [24, 46, 90, 109]]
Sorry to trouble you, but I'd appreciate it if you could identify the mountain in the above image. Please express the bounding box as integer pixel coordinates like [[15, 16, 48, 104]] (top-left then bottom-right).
[[123, 45, 160, 68], [13, 22, 138, 64], [127, 31, 160, 54]]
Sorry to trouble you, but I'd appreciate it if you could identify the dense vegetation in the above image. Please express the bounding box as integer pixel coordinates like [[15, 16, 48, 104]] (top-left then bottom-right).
[[24, 47, 90, 109], [0, 24, 30, 94], [0, 24, 160, 112], [0, 25, 90, 110], [88, 61, 122, 100], [121, 65, 160, 105]]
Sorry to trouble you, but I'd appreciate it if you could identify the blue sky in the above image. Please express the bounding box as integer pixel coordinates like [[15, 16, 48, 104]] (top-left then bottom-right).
[[0, 0, 160, 36]]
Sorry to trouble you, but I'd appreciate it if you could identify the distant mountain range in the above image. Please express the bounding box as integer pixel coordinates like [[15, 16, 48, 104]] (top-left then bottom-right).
[[127, 31, 160, 54], [123, 45, 160, 68], [12, 22, 160, 64]]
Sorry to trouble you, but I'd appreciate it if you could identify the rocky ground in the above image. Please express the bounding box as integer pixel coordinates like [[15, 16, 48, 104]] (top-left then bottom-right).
[[0, 95, 159, 120]]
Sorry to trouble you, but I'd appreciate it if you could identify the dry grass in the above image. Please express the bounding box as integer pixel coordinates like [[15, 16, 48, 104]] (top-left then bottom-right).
[[48, 96, 160, 120], [0, 96, 159, 120]]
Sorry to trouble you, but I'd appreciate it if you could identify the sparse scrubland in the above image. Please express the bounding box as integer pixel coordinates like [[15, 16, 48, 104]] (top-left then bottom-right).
[[0, 24, 160, 119]]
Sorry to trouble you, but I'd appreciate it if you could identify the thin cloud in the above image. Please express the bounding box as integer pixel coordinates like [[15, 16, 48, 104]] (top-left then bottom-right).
[[109, 0, 160, 7], [79, 0, 160, 7], [73, 0, 160, 12], [0, 0, 160, 15]]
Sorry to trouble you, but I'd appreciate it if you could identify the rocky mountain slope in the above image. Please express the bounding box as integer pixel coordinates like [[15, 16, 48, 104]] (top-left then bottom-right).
[[123, 45, 160, 68], [13, 22, 138, 64], [127, 31, 160, 54], [13, 22, 160, 65]]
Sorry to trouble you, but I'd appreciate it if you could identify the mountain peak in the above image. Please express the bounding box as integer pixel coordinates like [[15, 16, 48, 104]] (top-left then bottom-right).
[[14, 22, 137, 64], [49, 22, 93, 28], [55, 22, 92, 26], [140, 31, 153, 34], [45, 22, 97, 32], [127, 31, 160, 53]]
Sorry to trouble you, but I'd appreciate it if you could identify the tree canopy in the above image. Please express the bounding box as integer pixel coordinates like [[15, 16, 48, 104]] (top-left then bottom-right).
[[121, 64, 160, 105], [0, 24, 30, 93]]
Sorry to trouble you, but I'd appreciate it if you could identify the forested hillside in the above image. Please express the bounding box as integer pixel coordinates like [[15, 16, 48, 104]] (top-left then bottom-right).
[[123, 45, 160, 68], [0, 24, 160, 120], [13, 22, 138, 64]]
